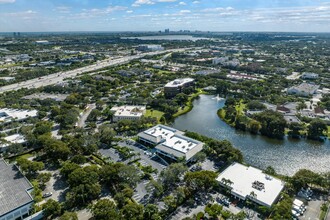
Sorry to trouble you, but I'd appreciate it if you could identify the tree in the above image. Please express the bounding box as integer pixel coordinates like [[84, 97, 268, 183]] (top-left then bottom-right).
[[90, 199, 120, 220], [288, 122, 304, 138], [307, 119, 327, 140], [59, 212, 78, 220], [204, 203, 223, 219], [160, 163, 188, 190], [194, 152, 206, 163], [43, 199, 62, 218], [60, 161, 80, 178], [248, 120, 261, 134], [143, 204, 161, 220], [98, 125, 116, 147], [44, 139, 71, 162], [33, 121, 53, 136], [247, 101, 266, 110], [253, 110, 287, 139], [16, 158, 44, 178], [36, 172, 51, 189], [184, 170, 218, 193], [121, 202, 144, 220]]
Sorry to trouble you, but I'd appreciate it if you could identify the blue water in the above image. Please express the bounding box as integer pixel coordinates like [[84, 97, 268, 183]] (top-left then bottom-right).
[[172, 95, 330, 176]]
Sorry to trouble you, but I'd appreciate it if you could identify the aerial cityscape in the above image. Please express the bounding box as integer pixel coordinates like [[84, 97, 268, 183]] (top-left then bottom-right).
[[1, 0, 330, 220]]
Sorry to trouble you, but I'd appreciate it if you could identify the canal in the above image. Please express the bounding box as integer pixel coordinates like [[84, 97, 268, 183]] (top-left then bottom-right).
[[172, 95, 330, 175]]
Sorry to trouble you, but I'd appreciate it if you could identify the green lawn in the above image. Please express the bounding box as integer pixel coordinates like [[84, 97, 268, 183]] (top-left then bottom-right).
[[145, 109, 164, 122], [235, 100, 246, 116]]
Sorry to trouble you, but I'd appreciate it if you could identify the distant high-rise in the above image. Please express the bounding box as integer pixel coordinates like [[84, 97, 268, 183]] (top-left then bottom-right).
[[165, 28, 170, 34]]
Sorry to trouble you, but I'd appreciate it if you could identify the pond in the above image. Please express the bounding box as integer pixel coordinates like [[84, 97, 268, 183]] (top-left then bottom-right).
[[172, 95, 330, 176]]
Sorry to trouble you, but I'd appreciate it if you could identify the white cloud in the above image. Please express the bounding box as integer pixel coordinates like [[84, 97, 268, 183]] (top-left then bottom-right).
[[106, 6, 127, 13], [126, 10, 133, 13], [192, 1, 200, 4], [158, 0, 177, 2], [54, 6, 71, 14], [132, 0, 155, 7], [180, 10, 191, 13], [179, 2, 186, 5], [0, 0, 15, 3]]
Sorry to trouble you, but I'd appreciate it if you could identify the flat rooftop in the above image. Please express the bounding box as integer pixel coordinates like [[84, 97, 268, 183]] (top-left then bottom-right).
[[165, 78, 194, 88], [144, 124, 178, 139], [111, 105, 146, 117], [0, 159, 33, 217], [22, 93, 69, 101], [141, 125, 203, 160], [161, 134, 200, 154], [0, 108, 38, 122], [289, 83, 320, 93], [217, 163, 284, 207]]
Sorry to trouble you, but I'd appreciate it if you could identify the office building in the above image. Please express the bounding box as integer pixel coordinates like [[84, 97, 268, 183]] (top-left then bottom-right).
[[110, 105, 146, 122], [0, 159, 34, 220], [138, 125, 204, 162], [217, 163, 285, 207], [164, 78, 194, 98]]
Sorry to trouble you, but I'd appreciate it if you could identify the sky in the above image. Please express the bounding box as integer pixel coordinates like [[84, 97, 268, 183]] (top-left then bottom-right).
[[1, 0, 330, 32]]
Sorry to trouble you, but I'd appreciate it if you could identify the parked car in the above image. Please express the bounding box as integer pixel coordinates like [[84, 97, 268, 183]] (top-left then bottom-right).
[[42, 192, 53, 198]]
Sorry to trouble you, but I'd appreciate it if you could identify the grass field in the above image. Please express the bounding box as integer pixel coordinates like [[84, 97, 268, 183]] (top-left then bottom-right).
[[145, 109, 164, 122]]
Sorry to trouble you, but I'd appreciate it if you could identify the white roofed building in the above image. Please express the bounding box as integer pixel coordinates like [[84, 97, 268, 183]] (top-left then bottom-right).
[[110, 105, 146, 122], [0, 108, 38, 124], [137, 124, 204, 162], [287, 83, 319, 97], [217, 163, 285, 207]]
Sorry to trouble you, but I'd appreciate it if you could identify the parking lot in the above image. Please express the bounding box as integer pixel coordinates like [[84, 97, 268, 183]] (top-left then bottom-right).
[[299, 192, 328, 220]]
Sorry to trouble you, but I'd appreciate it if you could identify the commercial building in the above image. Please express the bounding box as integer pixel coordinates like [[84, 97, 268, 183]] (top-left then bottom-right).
[[137, 45, 164, 52], [0, 109, 38, 124], [0, 134, 26, 153], [217, 163, 285, 208], [301, 72, 319, 80], [287, 83, 320, 97], [138, 125, 204, 162], [0, 159, 34, 220], [164, 78, 195, 98], [110, 105, 146, 122]]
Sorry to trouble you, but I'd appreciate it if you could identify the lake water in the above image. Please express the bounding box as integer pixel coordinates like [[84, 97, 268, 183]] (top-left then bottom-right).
[[121, 35, 210, 41], [172, 95, 330, 176]]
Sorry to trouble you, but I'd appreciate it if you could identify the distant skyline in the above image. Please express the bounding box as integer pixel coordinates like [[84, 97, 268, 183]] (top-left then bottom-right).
[[1, 0, 330, 32]]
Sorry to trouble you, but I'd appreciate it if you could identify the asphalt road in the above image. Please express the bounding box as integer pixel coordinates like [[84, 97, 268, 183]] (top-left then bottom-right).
[[77, 103, 96, 128], [0, 48, 188, 94]]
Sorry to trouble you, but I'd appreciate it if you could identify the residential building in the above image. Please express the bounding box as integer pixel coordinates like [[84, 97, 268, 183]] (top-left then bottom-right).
[[301, 72, 319, 80], [217, 162, 285, 208], [164, 78, 194, 97], [137, 125, 204, 162], [0, 159, 34, 220], [287, 83, 320, 97], [0, 109, 38, 124], [110, 105, 146, 122]]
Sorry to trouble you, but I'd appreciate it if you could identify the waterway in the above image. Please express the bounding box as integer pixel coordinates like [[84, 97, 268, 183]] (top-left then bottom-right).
[[121, 35, 210, 41], [172, 95, 330, 176]]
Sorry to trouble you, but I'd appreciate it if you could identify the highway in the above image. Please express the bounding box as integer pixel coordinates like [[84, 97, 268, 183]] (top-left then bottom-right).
[[0, 48, 188, 94]]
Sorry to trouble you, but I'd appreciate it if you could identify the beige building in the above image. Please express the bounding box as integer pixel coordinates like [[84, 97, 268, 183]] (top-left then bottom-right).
[[110, 105, 146, 122], [138, 124, 204, 162]]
